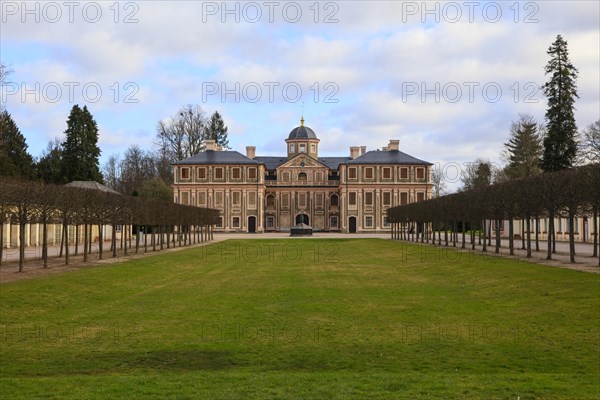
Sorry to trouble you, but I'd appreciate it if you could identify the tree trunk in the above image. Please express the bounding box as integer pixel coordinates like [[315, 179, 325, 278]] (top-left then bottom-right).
[[59, 223, 65, 257], [18, 221, 25, 272], [461, 221, 466, 249], [495, 219, 501, 254], [546, 216, 553, 260], [509, 219, 514, 256], [74, 224, 79, 256], [83, 223, 89, 262], [64, 223, 70, 265], [526, 217, 532, 258], [593, 210, 598, 258], [568, 213, 576, 263], [535, 218, 540, 252], [482, 220, 487, 252], [521, 220, 526, 250], [0, 222, 4, 267], [112, 225, 117, 258], [42, 221, 48, 268], [98, 224, 103, 260]]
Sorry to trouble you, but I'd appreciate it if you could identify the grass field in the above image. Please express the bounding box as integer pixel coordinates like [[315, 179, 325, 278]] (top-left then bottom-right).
[[1, 239, 598, 399]]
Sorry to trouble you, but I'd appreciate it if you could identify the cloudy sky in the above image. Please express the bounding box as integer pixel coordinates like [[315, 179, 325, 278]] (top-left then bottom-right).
[[2, 1, 599, 187]]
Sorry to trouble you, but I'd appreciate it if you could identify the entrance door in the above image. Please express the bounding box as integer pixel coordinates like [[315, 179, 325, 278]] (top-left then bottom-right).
[[248, 216, 256, 233], [349, 217, 357, 233], [296, 214, 309, 225]]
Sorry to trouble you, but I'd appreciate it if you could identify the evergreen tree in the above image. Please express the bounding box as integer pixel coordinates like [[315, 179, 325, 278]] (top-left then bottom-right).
[[504, 114, 543, 179], [36, 138, 64, 184], [540, 34, 579, 172], [61, 105, 102, 183], [204, 111, 230, 149], [460, 158, 493, 191], [0, 110, 34, 179]]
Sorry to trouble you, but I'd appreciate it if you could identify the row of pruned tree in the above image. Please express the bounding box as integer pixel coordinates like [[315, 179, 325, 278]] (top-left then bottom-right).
[[0, 178, 220, 272], [387, 164, 600, 265]]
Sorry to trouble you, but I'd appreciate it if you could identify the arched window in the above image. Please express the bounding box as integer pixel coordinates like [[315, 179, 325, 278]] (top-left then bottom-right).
[[266, 194, 275, 207], [298, 172, 307, 181], [330, 194, 339, 206]]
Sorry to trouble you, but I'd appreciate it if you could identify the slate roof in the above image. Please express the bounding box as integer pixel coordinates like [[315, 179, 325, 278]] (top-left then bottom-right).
[[288, 125, 317, 139], [174, 150, 430, 168], [173, 150, 260, 165], [346, 150, 432, 165], [65, 181, 121, 194]]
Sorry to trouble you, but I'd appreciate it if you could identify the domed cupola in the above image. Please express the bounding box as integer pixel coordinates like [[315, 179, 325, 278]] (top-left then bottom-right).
[[285, 117, 320, 159]]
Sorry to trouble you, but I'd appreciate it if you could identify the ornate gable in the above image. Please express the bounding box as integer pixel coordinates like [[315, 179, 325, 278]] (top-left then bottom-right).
[[277, 153, 329, 170]]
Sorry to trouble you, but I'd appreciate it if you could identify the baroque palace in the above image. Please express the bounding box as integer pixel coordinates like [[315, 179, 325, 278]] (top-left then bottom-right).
[[171, 118, 433, 233]]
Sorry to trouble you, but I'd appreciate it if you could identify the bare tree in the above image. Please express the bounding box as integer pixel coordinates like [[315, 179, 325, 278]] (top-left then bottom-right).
[[156, 104, 207, 164], [431, 165, 446, 198], [580, 120, 600, 164]]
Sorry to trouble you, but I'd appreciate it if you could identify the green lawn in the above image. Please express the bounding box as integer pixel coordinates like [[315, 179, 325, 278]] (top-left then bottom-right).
[[1, 239, 598, 399]]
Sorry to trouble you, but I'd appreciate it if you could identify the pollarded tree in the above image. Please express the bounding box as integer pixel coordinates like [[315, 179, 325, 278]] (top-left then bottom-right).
[[504, 114, 543, 179], [0, 110, 34, 179], [61, 105, 103, 183], [205, 111, 230, 149], [540, 34, 579, 172]]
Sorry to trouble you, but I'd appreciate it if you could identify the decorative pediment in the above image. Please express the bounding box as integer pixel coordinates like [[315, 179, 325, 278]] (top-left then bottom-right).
[[277, 154, 329, 170]]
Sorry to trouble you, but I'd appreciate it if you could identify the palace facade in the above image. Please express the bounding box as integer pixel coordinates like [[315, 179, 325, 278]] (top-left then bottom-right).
[[171, 119, 433, 233]]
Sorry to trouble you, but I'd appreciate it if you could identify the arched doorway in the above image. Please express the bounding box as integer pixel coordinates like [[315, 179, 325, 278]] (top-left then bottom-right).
[[296, 213, 309, 225], [349, 217, 357, 233], [248, 216, 256, 233]]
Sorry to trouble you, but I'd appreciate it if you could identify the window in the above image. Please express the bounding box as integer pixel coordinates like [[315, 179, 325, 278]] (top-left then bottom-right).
[[349, 168, 357, 179], [330, 216, 338, 228], [383, 192, 391, 206], [181, 192, 189, 205], [316, 193, 323, 207], [364, 168, 374, 179], [266, 216, 275, 228], [266, 194, 275, 207], [298, 172, 307, 181], [299, 193, 307, 208], [289, 144, 295, 153], [416, 168, 425, 180], [199, 192, 206, 206], [283, 172, 290, 181], [417, 192, 425, 202], [383, 216, 390, 227], [248, 168, 257, 180], [216, 217, 223, 228], [232, 168, 240, 179], [365, 192, 373, 206], [382, 168, 391, 179], [180, 167, 190, 180], [310, 144, 316, 153], [365, 216, 373, 228], [400, 192, 408, 205], [232, 217, 240, 228], [198, 167, 206, 179], [282, 194, 290, 208], [249, 192, 256, 207], [299, 144, 306, 153], [400, 168, 408, 179], [215, 168, 223, 179], [232, 192, 241, 206], [330, 194, 339, 206], [349, 192, 357, 205], [215, 192, 224, 206]]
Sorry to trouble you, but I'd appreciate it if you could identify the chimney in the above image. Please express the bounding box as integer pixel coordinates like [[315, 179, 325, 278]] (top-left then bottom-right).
[[350, 146, 360, 159], [205, 140, 216, 151], [388, 140, 399, 151], [360, 146, 366, 155], [382, 146, 389, 151], [246, 146, 256, 159]]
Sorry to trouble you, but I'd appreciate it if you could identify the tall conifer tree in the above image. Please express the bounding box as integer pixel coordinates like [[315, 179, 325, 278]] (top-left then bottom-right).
[[540, 34, 579, 172], [61, 105, 102, 183]]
